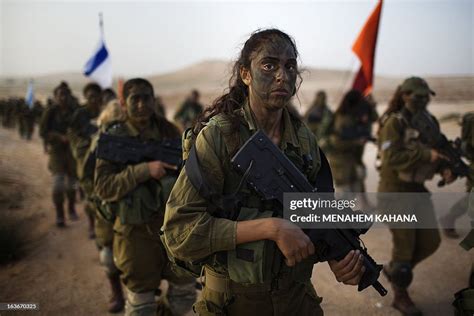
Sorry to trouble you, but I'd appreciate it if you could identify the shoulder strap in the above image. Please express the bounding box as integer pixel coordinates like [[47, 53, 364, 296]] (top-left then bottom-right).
[[185, 144, 242, 220], [209, 114, 245, 157]]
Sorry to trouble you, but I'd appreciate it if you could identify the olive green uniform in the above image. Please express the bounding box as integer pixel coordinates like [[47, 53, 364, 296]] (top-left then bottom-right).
[[94, 116, 196, 316], [304, 104, 333, 152], [327, 113, 366, 191], [18, 102, 36, 140], [174, 99, 203, 131], [68, 106, 100, 218], [377, 109, 441, 282], [442, 112, 474, 231], [69, 103, 127, 311], [163, 101, 324, 316], [40, 104, 77, 175], [39, 103, 78, 223], [459, 111, 474, 252]]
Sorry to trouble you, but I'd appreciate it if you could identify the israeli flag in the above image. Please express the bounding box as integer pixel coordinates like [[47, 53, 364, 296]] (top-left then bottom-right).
[[25, 80, 34, 108], [83, 14, 112, 88]]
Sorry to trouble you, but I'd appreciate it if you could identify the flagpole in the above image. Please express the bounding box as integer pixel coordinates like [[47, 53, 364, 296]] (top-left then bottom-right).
[[336, 58, 357, 108], [99, 12, 104, 39]]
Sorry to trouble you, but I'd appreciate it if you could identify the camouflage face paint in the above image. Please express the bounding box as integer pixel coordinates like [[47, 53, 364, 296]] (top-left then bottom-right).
[[405, 92, 430, 113], [248, 37, 297, 111], [125, 85, 154, 125], [54, 88, 69, 108], [85, 89, 102, 113]]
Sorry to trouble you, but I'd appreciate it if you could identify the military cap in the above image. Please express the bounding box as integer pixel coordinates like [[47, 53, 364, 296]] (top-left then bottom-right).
[[400, 77, 436, 96]]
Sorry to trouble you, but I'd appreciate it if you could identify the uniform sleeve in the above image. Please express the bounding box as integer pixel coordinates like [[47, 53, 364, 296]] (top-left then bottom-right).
[[94, 158, 151, 202], [67, 111, 91, 166], [379, 116, 431, 172], [162, 124, 237, 262]]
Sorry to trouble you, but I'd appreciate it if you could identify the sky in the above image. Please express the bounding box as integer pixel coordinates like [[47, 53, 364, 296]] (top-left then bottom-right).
[[1, 0, 473, 77]]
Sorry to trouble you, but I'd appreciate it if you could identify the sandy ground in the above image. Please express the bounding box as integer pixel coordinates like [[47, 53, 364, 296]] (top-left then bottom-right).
[[0, 102, 473, 315]]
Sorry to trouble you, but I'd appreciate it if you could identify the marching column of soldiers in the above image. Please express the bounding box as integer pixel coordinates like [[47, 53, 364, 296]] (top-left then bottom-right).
[[0, 31, 473, 316]]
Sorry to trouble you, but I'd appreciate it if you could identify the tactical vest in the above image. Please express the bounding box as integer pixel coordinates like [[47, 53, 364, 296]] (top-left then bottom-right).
[[95, 121, 177, 225], [165, 109, 322, 284]]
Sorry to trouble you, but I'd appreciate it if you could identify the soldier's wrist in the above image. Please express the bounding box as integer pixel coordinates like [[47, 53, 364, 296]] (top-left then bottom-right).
[[266, 218, 281, 241], [133, 163, 151, 183]]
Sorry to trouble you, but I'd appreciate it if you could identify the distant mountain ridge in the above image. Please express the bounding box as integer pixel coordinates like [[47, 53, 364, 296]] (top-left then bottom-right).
[[1, 60, 472, 105]]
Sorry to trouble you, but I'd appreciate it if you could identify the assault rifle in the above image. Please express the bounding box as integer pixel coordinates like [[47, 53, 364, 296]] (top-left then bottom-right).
[[410, 110, 469, 186], [230, 130, 387, 296], [96, 133, 182, 168]]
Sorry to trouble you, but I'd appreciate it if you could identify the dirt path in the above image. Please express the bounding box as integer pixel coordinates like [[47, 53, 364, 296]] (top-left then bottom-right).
[[0, 127, 109, 315], [0, 109, 472, 315]]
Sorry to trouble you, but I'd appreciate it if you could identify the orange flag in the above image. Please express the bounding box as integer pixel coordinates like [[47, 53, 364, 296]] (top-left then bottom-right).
[[352, 0, 383, 96]]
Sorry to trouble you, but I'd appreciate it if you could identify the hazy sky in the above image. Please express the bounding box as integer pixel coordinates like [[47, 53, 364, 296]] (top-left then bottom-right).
[[1, 0, 473, 77]]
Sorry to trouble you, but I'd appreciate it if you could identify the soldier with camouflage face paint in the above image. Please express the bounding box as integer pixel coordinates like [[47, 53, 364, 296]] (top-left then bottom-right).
[[95, 78, 196, 316], [163, 29, 365, 316], [378, 77, 456, 316]]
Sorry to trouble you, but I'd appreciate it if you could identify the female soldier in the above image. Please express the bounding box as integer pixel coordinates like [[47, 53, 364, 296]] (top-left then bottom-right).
[[304, 90, 333, 151], [40, 82, 78, 227], [326, 90, 376, 208], [163, 29, 364, 315], [377, 77, 454, 315]]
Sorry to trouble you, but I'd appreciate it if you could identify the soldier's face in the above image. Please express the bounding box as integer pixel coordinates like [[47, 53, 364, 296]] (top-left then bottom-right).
[[242, 38, 297, 111], [55, 89, 69, 107], [85, 89, 102, 109], [404, 92, 430, 112], [125, 85, 154, 122]]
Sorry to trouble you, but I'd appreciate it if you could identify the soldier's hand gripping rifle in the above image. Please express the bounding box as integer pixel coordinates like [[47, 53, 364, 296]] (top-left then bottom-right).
[[410, 110, 470, 186], [231, 130, 387, 296], [96, 133, 183, 171]]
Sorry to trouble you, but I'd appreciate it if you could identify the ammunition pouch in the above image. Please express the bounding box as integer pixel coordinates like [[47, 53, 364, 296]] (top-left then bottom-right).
[[115, 175, 176, 225]]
